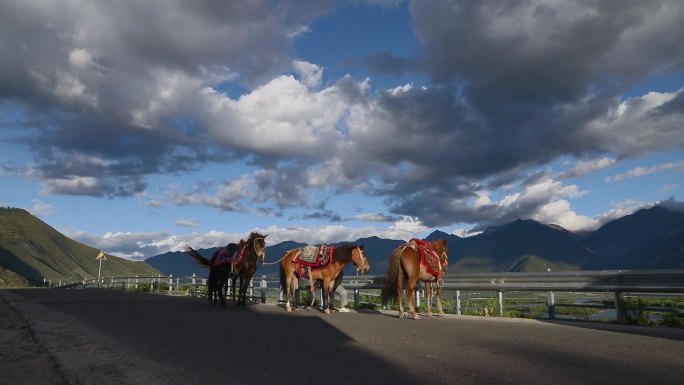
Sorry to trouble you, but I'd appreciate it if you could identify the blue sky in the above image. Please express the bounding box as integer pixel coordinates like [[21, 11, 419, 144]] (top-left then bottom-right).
[[1, 0, 683, 260]]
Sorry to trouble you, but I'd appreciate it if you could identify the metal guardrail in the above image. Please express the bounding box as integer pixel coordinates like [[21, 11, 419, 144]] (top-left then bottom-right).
[[340, 269, 684, 293], [340, 270, 684, 323], [63, 269, 684, 323]]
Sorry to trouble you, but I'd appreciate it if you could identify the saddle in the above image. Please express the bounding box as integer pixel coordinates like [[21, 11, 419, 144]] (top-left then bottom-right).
[[293, 244, 334, 268], [211, 241, 245, 267], [292, 244, 334, 283], [407, 239, 444, 280]]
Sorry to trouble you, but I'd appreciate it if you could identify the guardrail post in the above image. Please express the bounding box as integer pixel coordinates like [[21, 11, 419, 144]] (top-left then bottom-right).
[[416, 289, 421, 308], [250, 279, 254, 302], [319, 288, 323, 308], [354, 288, 360, 309], [615, 291, 626, 323], [168, 275, 173, 292], [456, 290, 462, 315], [547, 291, 556, 320], [498, 291, 504, 315]]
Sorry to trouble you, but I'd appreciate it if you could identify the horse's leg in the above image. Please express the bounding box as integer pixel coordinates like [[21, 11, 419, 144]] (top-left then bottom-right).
[[218, 276, 226, 306], [425, 282, 433, 317], [238, 276, 245, 307], [406, 275, 420, 320], [284, 273, 292, 312], [239, 275, 249, 307], [436, 285, 445, 317], [231, 275, 238, 305], [322, 279, 331, 314], [396, 266, 404, 318]]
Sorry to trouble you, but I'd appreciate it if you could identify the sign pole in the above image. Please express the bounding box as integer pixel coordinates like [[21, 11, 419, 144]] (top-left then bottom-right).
[[98, 259, 103, 283], [96, 251, 107, 286]]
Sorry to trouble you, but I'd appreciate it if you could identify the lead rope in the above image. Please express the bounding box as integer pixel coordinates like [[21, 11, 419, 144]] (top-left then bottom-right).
[[261, 256, 285, 265]]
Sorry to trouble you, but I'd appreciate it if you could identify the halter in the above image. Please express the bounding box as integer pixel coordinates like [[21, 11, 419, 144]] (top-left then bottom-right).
[[354, 247, 369, 274], [435, 249, 448, 287], [249, 235, 266, 262]]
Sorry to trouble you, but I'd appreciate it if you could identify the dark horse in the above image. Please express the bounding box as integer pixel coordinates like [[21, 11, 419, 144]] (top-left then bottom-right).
[[380, 238, 448, 320], [185, 242, 239, 305], [280, 244, 370, 313], [186, 231, 267, 307]]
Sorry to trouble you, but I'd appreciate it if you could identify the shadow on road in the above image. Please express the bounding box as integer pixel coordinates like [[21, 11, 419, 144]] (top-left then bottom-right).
[[4, 289, 421, 385]]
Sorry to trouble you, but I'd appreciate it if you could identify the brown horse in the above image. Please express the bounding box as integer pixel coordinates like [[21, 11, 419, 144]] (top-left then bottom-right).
[[280, 244, 370, 313], [230, 231, 267, 307], [380, 238, 448, 320]]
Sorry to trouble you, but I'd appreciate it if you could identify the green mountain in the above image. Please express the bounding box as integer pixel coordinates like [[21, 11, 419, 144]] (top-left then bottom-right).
[[0, 208, 162, 287], [582, 206, 684, 269], [450, 219, 596, 272]]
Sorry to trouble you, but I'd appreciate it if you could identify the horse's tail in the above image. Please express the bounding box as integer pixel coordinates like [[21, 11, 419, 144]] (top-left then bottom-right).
[[380, 247, 403, 305], [185, 245, 210, 267], [278, 259, 287, 293]]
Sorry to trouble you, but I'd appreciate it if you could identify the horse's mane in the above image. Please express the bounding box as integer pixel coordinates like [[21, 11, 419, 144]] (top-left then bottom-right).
[[333, 244, 361, 263], [247, 231, 266, 243]]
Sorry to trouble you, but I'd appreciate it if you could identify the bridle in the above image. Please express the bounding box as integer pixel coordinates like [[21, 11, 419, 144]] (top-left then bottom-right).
[[250, 235, 266, 263], [435, 247, 448, 287], [354, 246, 369, 274]]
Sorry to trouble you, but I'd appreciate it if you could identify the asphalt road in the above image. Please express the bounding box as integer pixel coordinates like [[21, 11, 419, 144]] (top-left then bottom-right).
[[2, 289, 684, 385]]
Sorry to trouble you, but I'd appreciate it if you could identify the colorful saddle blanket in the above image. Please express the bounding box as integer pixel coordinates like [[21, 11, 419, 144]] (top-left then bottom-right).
[[294, 244, 334, 268], [408, 238, 443, 279], [211, 242, 244, 267]]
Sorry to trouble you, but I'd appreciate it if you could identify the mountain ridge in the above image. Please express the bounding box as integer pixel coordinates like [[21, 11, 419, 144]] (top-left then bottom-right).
[[2, 204, 683, 286], [148, 205, 684, 278], [0, 208, 162, 286]]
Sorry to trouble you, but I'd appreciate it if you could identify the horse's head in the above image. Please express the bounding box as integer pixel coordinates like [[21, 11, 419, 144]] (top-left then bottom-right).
[[248, 232, 267, 264], [352, 245, 370, 275], [431, 239, 449, 272]]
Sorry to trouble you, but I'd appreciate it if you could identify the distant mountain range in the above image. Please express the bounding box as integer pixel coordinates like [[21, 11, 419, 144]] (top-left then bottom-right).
[[0, 208, 162, 287], [2, 205, 683, 287], [147, 205, 684, 278]]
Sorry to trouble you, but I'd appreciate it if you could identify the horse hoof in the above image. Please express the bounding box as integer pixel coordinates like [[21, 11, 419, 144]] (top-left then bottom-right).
[[398, 311, 404, 318], [412, 314, 420, 320], [438, 312, 445, 317], [324, 308, 331, 314]]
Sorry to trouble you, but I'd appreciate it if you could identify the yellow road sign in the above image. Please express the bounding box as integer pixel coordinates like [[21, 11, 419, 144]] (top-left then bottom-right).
[[96, 251, 107, 260]]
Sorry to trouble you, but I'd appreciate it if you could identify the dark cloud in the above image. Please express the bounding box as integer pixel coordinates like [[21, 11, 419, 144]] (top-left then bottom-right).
[[659, 197, 684, 212], [298, 210, 342, 222], [2, 0, 684, 232], [350, 0, 684, 226], [0, 0, 302, 198], [363, 52, 414, 76]]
